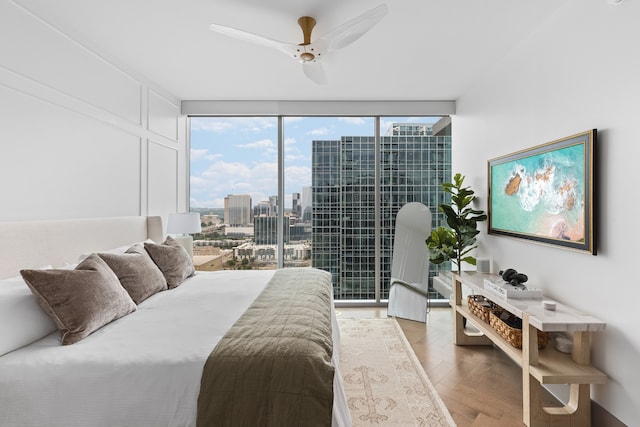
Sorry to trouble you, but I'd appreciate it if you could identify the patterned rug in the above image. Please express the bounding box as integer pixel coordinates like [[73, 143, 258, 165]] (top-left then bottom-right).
[[338, 317, 457, 427]]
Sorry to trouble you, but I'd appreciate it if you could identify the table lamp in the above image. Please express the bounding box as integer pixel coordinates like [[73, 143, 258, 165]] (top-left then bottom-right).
[[167, 212, 201, 257]]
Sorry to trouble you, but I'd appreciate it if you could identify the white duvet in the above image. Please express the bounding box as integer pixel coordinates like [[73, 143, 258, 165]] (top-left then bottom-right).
[[0, 270, 350, 427]]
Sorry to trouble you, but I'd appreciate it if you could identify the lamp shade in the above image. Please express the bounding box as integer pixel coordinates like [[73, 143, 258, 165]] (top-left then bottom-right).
[[167, 212, 202, 234]]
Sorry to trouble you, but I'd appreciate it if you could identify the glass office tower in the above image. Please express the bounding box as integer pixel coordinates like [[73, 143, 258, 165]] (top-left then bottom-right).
[[312, 122, 452, 300]]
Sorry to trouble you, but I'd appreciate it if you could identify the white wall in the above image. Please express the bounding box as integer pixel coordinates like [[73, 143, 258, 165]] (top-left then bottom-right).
[[2, 0, 636, 422], [0, 1, 186, 222], [454, 0, 640, 424]]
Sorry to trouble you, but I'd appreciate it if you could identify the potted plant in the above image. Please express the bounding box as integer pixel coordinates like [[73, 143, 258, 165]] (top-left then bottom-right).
[[426, 173, 487, 274]]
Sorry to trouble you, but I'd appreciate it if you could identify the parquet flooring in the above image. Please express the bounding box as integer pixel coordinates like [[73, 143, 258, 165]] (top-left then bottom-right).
[[337, 306, 549, 427]]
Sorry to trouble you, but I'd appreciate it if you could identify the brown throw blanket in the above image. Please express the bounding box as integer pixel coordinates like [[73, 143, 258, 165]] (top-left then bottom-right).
[[197, 268, 335, 427]]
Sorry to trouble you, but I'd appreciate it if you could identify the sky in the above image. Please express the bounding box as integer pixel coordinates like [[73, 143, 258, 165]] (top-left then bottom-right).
[[189, 116, 440, 210]]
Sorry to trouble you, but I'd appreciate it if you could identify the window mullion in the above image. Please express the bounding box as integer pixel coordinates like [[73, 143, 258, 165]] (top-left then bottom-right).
[[374, 117, 381, 302], [277, 116, 284, 269]]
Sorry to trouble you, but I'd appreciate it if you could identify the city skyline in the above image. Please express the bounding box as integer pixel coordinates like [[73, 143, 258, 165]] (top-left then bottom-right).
[[189, 116, 441, 210]]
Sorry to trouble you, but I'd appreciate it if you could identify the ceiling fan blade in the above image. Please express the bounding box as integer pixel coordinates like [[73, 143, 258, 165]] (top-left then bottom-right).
[[209, 23, 296, 57], [317, 4, 388, 52], [302, 61, 328, 85]]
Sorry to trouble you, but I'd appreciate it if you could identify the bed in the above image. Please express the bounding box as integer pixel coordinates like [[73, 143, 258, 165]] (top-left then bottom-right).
[[0, 216, 351, 427]]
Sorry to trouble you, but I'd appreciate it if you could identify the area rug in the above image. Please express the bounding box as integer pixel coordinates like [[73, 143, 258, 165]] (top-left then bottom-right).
[[338, 317, 457, 427]]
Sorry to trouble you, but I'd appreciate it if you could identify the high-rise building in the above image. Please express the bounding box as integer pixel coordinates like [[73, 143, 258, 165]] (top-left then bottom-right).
[[253, 200, 271, 217], [292, 192, 301, 218], [301, 186, 312, 222], [254, 215, 290, 245], [312, 121, 452, 300], [289, 222, 312, 242], [224, 194, 252, 226], [269, 196, 278, 216]]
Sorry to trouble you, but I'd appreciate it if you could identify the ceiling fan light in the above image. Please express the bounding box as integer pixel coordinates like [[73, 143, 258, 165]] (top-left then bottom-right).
[[300, 52, 315, 62]]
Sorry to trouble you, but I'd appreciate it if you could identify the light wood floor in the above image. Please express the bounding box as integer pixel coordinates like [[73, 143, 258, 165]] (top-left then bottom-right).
[[337, 306, 534, 427]]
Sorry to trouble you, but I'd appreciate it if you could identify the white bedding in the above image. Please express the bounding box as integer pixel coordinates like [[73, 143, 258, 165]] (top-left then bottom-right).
[[0, 270, 350, 427]]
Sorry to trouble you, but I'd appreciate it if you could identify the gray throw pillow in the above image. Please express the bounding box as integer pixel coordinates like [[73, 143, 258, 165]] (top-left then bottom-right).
[[144, 236, 195, 289], [20, 254, 136, 345], [98, 244, 167, 304]]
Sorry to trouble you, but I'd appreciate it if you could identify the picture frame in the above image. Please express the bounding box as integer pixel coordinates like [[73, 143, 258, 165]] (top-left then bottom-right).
[[487, 130, 596, 254]]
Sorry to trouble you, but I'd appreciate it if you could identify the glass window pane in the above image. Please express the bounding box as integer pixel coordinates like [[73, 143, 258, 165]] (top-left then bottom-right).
[[284, 117, 375, 300], [380, 117, 452, 299], [189, 117, 279, 270]]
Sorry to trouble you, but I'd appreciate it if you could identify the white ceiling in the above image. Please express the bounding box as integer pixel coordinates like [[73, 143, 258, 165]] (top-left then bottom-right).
[[15, 0, 568, 101]]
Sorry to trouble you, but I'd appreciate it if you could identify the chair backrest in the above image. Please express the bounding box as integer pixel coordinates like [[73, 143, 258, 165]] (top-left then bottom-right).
[[390, 202, 432, 286]]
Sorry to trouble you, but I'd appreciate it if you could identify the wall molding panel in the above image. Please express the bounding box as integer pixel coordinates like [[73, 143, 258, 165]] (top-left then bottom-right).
[[147, 140, 179, 217], [148, 88, 180, 143], [0, 1, 185, 222], [4, 1, 143, 125], [0, 65, 145, 140]]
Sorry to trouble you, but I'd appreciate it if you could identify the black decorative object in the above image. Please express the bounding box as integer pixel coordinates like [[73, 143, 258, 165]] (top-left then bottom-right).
[[499, 268, 528, 287]]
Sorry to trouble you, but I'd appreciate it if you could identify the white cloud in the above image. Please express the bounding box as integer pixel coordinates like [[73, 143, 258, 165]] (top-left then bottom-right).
[[202, 161, 252, 181], [190, 175, 208, 188], [244, 118, 276, 133], [190, 160, 279, 207], [285, 165, 311, 189], [191, 148, 209, 160], [338, 117, 366, 125], [283, 136, 308, 161], [191, 117, 276, 134], [308, 127, 330, 136], [236, 139, 274, 150], [235, 138, 277, 159], [190, 118, 234, 133], [285, 153, 306, 162], [191, 148, 223, 162], [380, 119, 394, 134]]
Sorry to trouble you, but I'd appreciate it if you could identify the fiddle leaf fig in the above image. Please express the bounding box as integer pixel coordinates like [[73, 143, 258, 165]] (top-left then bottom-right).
[[426, 227, 457, 265], [426, 173, 487, 274]]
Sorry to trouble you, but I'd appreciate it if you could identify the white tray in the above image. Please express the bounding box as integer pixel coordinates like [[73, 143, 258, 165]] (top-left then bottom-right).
[[483, 278, 543, 299]]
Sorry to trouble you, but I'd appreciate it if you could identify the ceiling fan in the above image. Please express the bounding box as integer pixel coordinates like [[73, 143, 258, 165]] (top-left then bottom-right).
[[209, 4, 388, 85]]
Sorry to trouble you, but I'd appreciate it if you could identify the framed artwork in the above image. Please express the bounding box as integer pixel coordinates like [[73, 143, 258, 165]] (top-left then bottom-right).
[[487, 130, 597, 254]]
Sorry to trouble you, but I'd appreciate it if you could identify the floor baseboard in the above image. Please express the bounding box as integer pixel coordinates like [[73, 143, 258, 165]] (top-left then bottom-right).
[[592, 400, 627, 427]]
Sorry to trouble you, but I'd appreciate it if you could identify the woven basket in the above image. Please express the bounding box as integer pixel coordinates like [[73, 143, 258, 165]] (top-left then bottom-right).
[[467, 295, 500, 323], [489, 309, 549, 349]]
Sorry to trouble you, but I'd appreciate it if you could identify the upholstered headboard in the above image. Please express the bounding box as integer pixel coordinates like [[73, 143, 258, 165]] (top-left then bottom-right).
[[0, 216, 163, 279]]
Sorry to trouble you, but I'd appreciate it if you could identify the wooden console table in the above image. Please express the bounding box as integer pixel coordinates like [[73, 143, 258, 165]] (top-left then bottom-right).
[[451, 272, 606, 427]]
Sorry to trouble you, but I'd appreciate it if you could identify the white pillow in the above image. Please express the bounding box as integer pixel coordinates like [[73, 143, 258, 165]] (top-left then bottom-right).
[[0, 275, 57, 356]]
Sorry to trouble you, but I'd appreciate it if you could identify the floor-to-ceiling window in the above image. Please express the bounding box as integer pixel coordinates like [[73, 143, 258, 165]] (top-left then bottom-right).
[[189, 117, 279, 269], [189, 115, 451, 302], [379, 118, 452, 298], [282, 117, 377, 300]]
